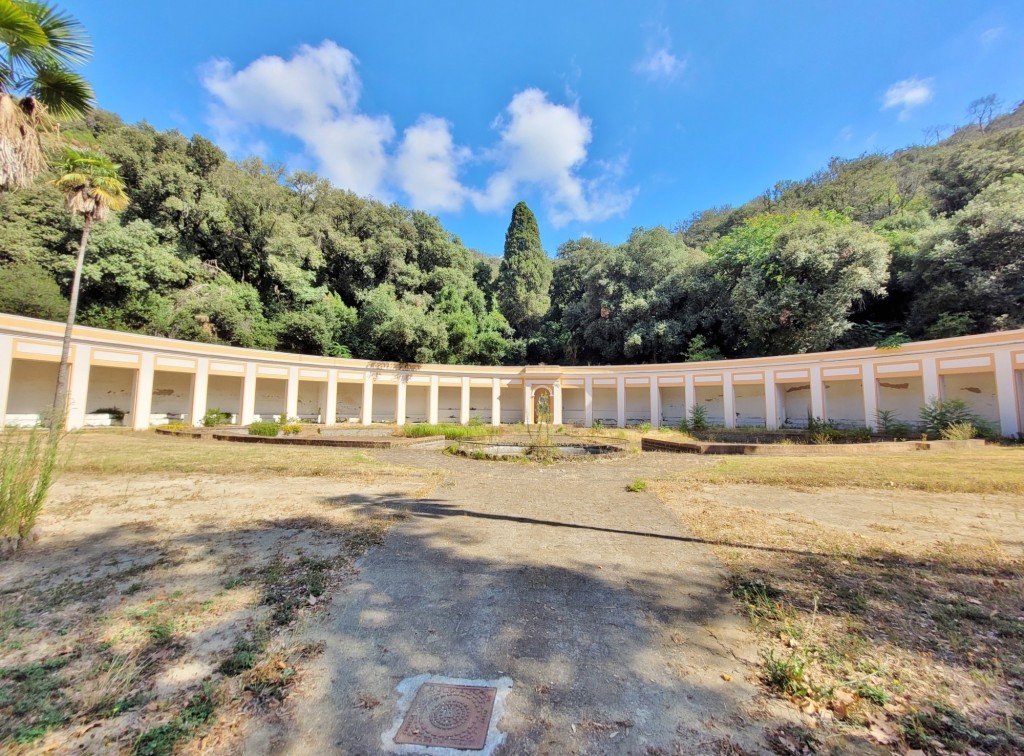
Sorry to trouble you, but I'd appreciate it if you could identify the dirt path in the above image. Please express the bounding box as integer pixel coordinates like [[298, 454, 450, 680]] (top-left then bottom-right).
[[260, 451, 789, 754]]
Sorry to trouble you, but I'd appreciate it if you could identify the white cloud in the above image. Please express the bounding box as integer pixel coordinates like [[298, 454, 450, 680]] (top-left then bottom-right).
[[882, 76, 934, 120], [202, 42, 634, 226], [202, 41, 394, 197], [979, 26, 1004, 46], [635, 48, 686, 81], [394, 116, 469, 212], [837, 125, 854, 143], [634, 26, 686, 82], [470, 89, 635, 227]]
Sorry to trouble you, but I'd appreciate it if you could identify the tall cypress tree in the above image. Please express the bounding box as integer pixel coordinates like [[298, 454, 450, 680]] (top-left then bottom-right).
[[496, 201, 552, 335]]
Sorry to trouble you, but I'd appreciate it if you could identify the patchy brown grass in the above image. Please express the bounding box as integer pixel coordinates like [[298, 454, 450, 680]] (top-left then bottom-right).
[[59, 430, 407, 479], [656, 478, 1024, 754], [680, 446, 1024, 494], [0, 433, 432, 753]]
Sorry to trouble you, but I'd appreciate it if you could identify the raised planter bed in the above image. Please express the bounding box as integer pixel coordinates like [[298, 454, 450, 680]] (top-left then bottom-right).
[[642, 437, 986, 456]]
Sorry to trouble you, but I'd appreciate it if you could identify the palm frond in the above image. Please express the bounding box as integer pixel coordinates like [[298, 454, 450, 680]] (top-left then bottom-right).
[[0, 0, 47, 51], [27, 65, 91, 117], [15, 1, 91, 66], [53, 145, 129, 220]]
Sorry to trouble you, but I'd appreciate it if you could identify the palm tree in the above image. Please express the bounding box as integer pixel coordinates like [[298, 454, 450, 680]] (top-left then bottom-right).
[[0, 0, 93, 188], [51, 147, 128, 430]]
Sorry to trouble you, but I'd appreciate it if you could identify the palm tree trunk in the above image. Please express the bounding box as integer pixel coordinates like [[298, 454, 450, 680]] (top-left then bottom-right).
[[51, 214, 93, 436]]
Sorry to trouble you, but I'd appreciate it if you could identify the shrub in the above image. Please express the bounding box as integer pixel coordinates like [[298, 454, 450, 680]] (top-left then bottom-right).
[[203, 409, 231, 427], [92, 406, 126, 422], [806, 416, 839, 445], [1, 428, 62, 548], [626, 478, 648, 492], [164, 422, 191, 432], [919, 398, 981, 439], [280, 423, 302, 436], [688, 404, 709, 431], [636, 422, 652, 434], [940, 421, 977, 441], [247, 421, 280, 437], [592, 419, 605, 431], [875, 409, 912, 439]]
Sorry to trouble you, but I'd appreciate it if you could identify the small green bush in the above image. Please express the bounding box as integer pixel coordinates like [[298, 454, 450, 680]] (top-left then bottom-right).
[[688, 404, 709, 431], [919, 398, 981, 439], [636, 422, 652, 434], [626, 478, 648, 492], [280, 423, 302, 436], [592, 419, 605, 431], [940, 421, 977, 441], [806, 416, 839, 444], [247, 421, 280, 437], [92, 406, 126, 422], [875, 409, 912, 439], [203, 408, 231, 427]]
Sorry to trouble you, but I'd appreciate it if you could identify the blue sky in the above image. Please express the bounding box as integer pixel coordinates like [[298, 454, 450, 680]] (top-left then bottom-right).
[[65, 1, 1023, 255]]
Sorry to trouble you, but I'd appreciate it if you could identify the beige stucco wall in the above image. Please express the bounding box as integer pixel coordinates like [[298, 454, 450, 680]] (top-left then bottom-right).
[[1, 314, 1022, 436]]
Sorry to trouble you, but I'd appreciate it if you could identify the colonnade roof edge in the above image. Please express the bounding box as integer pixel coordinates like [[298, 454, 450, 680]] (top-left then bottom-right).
[[2, 312, 1023, 376]]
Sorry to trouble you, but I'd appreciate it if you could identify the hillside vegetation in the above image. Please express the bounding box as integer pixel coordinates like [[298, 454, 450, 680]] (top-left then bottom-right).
[[1, 102, 1022, 365]]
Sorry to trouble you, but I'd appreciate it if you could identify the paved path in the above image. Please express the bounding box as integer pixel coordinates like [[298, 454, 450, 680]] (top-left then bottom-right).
[[264, 451, 783, 754]]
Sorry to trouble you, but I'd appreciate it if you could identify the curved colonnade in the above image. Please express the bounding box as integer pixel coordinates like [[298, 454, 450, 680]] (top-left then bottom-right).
[[1, 314, 1022, 437]]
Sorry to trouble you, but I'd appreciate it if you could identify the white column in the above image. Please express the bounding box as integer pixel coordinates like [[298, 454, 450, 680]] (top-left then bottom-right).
[[764, 370, 778, 430], [396, 375, 407, 426], [66, 344, 92, 430], [361, 373, 374, 425], [615, 376, 626, 428], [491, 378, 501, 427], [324, 369, 338, 426], [994, 351, 1021, 437], [922, 357, 940, 403], [723, 372, 736, 429], [584, 376, 594, 428], [862, 365, 878, 431], [552, 381, 563, 426], [810, 365, 825, 421], [241, 363, 257, 425], [190, 358, 209, 427], [460, 376, 471, 425], [649, 377, 661, 428], [524, 383, 533, 425], [428, 375, 439, 425], [0, 334, 13, 430], [132, 352, 155, 431], [285, 366, 299, 421], [684, 374, 696, 424]]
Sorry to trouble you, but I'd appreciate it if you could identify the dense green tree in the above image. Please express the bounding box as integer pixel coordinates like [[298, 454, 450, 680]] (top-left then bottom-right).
[[496, 201, 551, 334], [904, 174, 1024, 337], [708, 211, 890, 355], [0, 260, 66, 319]]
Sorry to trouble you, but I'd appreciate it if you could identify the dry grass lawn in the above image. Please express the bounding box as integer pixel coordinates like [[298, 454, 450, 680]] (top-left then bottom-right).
[[0, 431, 436, 754], [655, 446, 1024, 754]]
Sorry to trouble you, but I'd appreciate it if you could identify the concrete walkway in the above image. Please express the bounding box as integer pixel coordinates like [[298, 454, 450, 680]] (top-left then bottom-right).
[[264, 452, 783, 754]]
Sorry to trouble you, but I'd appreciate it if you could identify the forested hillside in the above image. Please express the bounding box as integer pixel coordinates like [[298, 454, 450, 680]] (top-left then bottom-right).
[[1, 103, 1022, 365]]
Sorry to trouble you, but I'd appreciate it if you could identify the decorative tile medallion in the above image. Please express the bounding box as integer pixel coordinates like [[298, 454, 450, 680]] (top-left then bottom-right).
[[394, 682, 498, 750]]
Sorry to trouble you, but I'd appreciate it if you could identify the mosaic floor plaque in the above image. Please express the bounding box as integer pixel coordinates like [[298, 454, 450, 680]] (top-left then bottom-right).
[[393, 682, 498, 750]]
